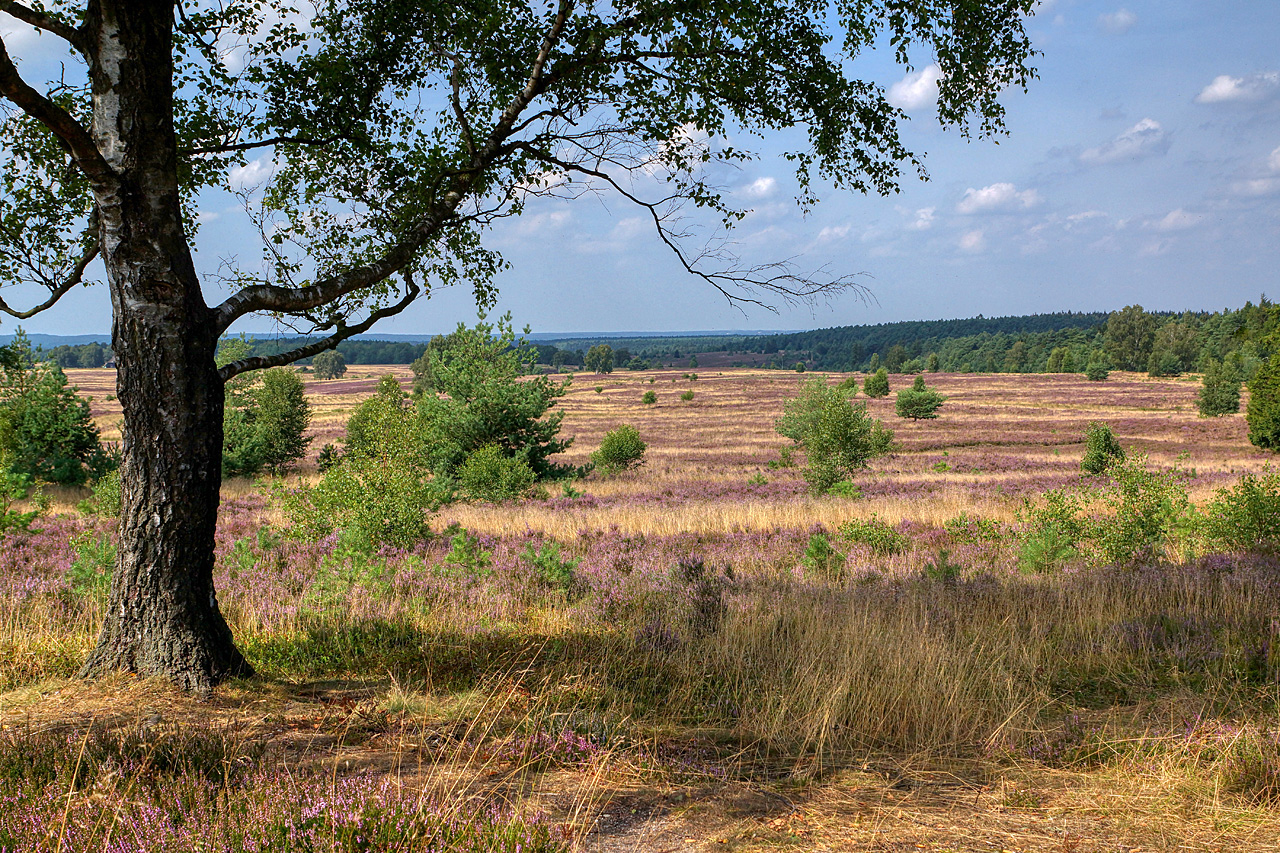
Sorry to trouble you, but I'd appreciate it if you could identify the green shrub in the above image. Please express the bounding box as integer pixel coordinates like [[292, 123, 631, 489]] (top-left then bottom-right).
[[1091, 455, 1191, 566], [894, 375, 945, 420], [838, 516, 907, 555], [0, 457, 41, 535], [522, 541, 580, 595], [766, 446, 796, 469], [77, 468, 121, 518], [1085, 362, 1109, 381], [67, 531, 115, 601], [776, 377, 895, 493], [837, 375, 860, 395], [456, 444, 535, 502], [1247, 358, 1280, 451], [825, 480, 863, 498], [311, 348, 347, 379], [591, 424, 647, 475], [415, 315, 576, 481], [1017, 526, 1077, 575], [1198, 356, 1242, 417], [1199, 469, 1280, 553], [1017, 488, 1086, 574], [680, 390, 694, 401], [795, 362, 806, 373], [641, 390, 657, 405], [943, 512, 1004, 543], [923, 549, 962, 583], [863, 368, 890, 398], [1081, 422, 1125, 475], [800, 532, 845, 580], [439, 531, 493, 580], [223, 367, 313, 477], [0, 334, 112, 486]]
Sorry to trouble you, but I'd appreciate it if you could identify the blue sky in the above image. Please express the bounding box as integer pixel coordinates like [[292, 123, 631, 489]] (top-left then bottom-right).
[[3, 1, 1280, 337]]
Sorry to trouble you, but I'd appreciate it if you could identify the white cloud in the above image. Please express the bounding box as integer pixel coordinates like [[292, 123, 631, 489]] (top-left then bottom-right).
[[1229, 145, 1280, 196], [1079, 118, 1170, 165], [887, 64, 943, 111], [742, 176, 777, 200], [815, 224, 852, 243], [1155, 208, 1202, 231], [1097, 9, 1137, 35], [1196, 72, 1280, 104], [1270, 145, 1280, 173], [956, 182, 1042, 215], [958, 230, 985, 252], [910, 207, 936, 230], [227, 156, 277, 190]]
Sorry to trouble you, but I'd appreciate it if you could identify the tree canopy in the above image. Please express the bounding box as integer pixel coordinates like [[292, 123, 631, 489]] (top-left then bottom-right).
[[0, 0, 1039, 692]]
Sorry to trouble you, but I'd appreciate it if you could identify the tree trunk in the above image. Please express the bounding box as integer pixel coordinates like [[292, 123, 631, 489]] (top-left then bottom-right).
[[78, 0, 251, 692]]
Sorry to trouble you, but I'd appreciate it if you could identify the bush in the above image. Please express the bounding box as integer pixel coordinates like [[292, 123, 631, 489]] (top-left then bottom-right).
[[439, 530, 493, 579], [415, 315, 576, 480], [78, 468, 121, 518], [1198, 356, 1242, 417], [1200, 469, 1280, 553], [1017, 488, 1086, 574], [1091, 455, 1190, 566], [795, 362, 806, 373], [1246, 358, 1280, 450], [776, 377, 895, 493], [894, 375, 946, 420], [456, 443, 535, 502], [838, 516, 907, 555], [522, 541, 580, 596], [641, 390, 656, 405], [1085, 362, 1109, 381], [223, 367, 313, 477], [1081, 422, 1125, 475], [0, 334, 111, 486], [591, 424, 646, 475], [311, 349, 347, 379], [863, 367, 890, 398], [800, 532, 845, 580], [680, 390, 694, 401], [67, 530, 115, 602]]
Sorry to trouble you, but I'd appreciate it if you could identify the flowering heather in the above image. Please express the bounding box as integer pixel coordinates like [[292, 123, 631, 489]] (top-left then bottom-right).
[[0, 765, 564, 853]]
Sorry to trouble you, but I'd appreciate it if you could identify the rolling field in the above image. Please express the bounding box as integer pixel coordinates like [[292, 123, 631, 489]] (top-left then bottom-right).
[[4, 367, 1280, 852]]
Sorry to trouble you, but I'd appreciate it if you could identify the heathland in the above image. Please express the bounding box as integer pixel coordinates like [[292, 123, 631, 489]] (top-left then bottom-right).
[[3, 365, 1280, 852]]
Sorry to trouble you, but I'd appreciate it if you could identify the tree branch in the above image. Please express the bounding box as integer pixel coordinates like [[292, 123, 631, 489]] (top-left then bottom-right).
[[0, 36, 114, 186], [180, 134, 346, 157], [0, 1, 85, 53], [0, 216, 99, 318], [217, 274, 421, 381]]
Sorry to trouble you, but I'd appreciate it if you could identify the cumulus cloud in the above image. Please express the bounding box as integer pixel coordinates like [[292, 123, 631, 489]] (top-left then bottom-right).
[[1229, 144, 1280, 197], [1196, 71, 1280, 104], [958, 230, 985, 253], [228, 156, 277, 190], [742, 176, 777, 199], [887, 64, 943, 111], [1154, 208, 1203, 231], [1079, 118, 1170, 165], [1097, 9, 1137, 35], [910, 207, 936, 230], [956, 183, 1042, 215]]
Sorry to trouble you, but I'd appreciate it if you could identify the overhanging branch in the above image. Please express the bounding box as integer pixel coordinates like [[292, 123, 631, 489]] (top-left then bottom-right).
[[0, 36, 114, 187], [217, 275, 421, 381], [0, 216, 99, 319], [0, 2, 85, 53]]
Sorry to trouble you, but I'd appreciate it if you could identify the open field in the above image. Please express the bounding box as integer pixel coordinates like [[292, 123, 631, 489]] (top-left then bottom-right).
[[4, 367, 1280, 851]]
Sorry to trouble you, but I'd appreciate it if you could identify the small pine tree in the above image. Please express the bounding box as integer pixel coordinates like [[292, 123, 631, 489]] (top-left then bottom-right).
[[863, 367, 890, 398], [1247, 358, 1280, 450], [1198, 357, 1242, 417], [1081, 421, 1125, 474], [894, 374, 946, 420]]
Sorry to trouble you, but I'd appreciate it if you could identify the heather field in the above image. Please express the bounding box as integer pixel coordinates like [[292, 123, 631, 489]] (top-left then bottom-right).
[[4, 367, 1280, 852]]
